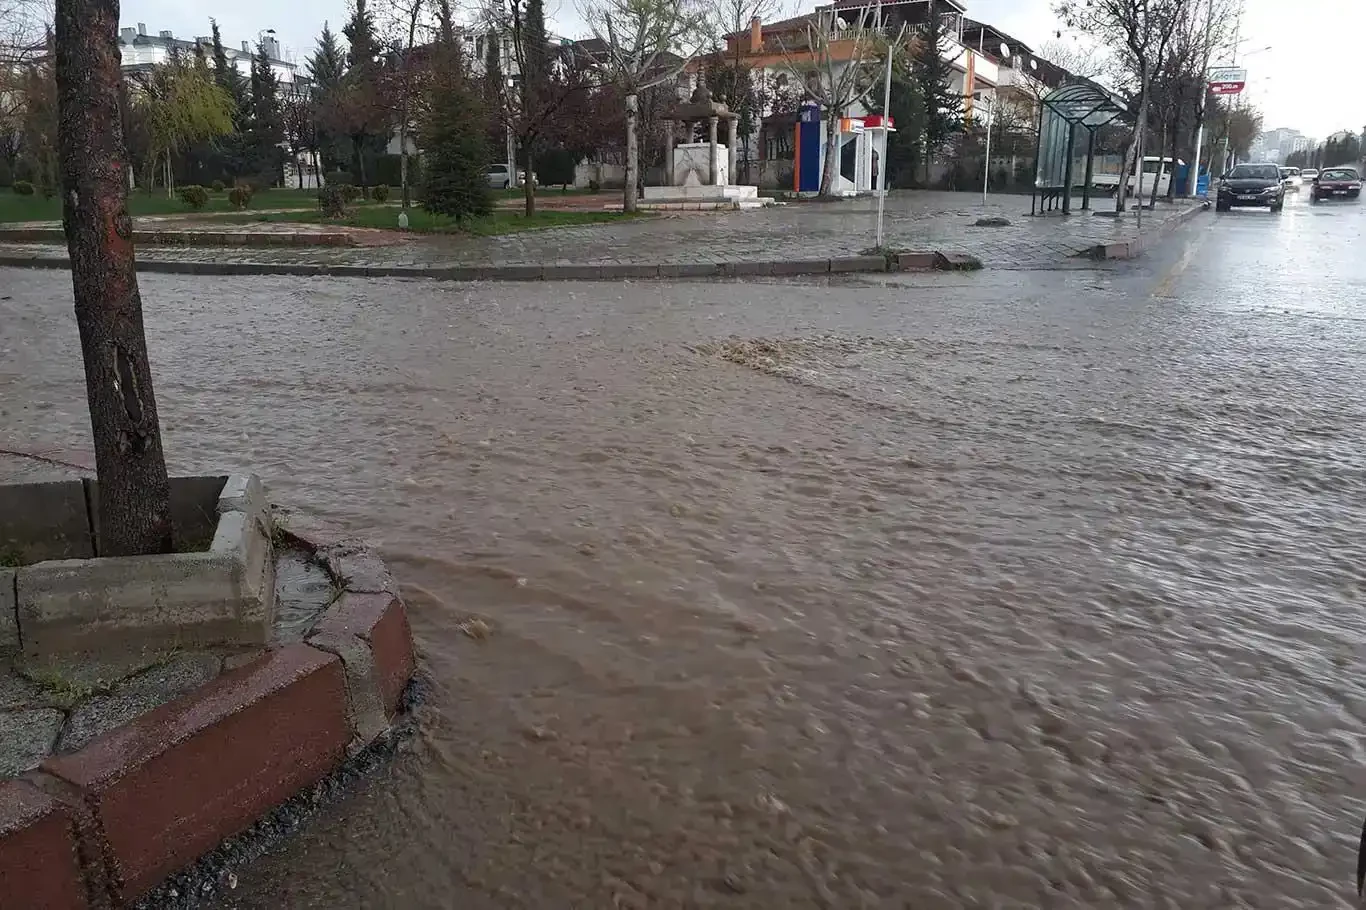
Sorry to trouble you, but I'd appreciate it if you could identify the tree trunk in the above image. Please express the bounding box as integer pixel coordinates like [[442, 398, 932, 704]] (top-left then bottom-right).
[[1148, 124, 1166, 208], [55, 0, 173, 557], [399, 118, 410, 207], [1117, 87, 1149, 213], [623, 92, 639, 214], [523, 145, 536, 216], [1164, 113, 1180, 202], [819, 113, 839, 196]]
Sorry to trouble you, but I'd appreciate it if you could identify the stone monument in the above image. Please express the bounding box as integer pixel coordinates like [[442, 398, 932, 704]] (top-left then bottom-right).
[[641, 83, 771, 210]]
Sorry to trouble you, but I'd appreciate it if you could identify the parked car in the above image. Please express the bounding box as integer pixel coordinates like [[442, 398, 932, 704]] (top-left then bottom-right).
[[1279, 166, 1302, 191], [1310, 167, 1361, 201], [1301, 168, 1319, 181], [1092, 156, 1185, 198], [486, 163, 527, 189], [1215, 163, 1285, 212]]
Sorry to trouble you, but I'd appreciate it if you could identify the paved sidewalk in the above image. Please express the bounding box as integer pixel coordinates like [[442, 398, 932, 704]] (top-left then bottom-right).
[[0, 191, 1201, 273]]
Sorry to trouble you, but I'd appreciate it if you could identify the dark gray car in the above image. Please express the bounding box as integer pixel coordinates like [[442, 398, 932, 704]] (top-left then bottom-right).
[[1216, 163, 1285, 212]]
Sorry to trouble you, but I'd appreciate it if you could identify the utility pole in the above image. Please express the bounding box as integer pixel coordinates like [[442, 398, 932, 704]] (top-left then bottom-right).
[[874, 0, 894, 248], [1188, 0, 1217, 195]]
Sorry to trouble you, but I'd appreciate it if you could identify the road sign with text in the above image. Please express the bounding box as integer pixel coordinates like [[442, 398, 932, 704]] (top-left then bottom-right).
[[1208, 67, 1247, 95]]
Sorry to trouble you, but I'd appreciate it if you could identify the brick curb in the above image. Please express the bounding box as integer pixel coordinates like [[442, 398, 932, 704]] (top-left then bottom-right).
[[1079, 201, 1207, 261], [0, 518, 416, 908], [0, 250, 983, 281], [0, 228, 355, 248]]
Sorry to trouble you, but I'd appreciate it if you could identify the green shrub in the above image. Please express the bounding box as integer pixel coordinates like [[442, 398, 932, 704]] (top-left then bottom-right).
[[228, 185, 253, 209], [12, 180, 34, 196], [0, 160, 11, 188], [372, 184, 390, 202], [587, 178, 601, 193], [210, 179, 226, 193], [318, 185, 348, 218], [341, 184, 361, 204], [177, 185, 210, 210], [537, 148, 578, 188]]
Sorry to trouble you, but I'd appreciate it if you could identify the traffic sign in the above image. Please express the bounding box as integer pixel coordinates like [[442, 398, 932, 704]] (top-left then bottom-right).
[[1208, 66, 1247, 95]]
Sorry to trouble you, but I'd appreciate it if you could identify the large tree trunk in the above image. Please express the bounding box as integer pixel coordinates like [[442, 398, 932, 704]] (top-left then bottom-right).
[[55, 0, 173, 557], [1117, 87, 1150, 213], [623, 92, 639, 214], [819, 113, 839, 196], [523, 144, 536, 216]]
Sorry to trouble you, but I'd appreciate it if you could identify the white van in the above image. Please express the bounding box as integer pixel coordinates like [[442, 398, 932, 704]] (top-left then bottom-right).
[[1092, 157, 1185, 198]]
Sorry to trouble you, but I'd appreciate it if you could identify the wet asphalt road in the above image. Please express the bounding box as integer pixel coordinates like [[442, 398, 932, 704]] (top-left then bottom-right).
[[3, 187, 1366, 908]]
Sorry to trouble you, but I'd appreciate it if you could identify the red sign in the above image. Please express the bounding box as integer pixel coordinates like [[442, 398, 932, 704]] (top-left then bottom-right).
[[1210, 81, 1245, 95]]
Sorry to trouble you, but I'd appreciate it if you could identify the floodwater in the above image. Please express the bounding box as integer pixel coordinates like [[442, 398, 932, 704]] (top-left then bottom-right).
[[3, 213, 1366, 908]]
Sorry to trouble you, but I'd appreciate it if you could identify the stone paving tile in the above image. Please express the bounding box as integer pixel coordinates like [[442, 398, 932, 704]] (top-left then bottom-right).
[[0, 191, 1197, 272], [0, 707, 63, 776]]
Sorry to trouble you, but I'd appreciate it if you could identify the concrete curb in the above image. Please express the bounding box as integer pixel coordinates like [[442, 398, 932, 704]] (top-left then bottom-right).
[[0, 250, 983, 282], [1080, 201, 1207, 261], [0, 228, 355, 248], [0, 517, 417, 907]]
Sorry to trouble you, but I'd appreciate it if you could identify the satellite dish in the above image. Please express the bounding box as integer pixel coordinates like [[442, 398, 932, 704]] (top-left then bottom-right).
[[999, 41, 1010, 58]]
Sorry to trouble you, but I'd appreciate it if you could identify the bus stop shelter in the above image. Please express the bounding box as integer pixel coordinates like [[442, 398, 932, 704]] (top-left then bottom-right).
[[1030, 80, 1129, 215]]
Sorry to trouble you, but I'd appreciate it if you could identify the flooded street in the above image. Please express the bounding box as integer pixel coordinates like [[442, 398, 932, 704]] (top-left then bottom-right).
[[4, 195, 1366, 907]]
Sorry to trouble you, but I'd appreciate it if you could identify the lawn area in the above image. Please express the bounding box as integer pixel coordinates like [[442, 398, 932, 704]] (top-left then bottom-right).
[[206, 206, 634, 236], [0, 187, 381, 224], [491, 186, 598, 200]]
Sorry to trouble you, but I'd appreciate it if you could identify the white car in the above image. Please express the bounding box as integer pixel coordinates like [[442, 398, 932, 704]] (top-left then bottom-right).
[[1300, 168, 1319, 182], [487, 164, 527, 189], [1279, 166, 1302, 191], [1092, 156, 1185, 198]]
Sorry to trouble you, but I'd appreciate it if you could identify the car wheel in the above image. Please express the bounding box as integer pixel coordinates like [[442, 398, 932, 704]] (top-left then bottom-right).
[[1271, 202, 1283, 212], [1352, 192, 1361, 200], [1215, 201, 1230, 212]]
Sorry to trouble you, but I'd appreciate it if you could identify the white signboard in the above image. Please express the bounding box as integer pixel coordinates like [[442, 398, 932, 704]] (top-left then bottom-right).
[[1207, 66, 1247, 95]]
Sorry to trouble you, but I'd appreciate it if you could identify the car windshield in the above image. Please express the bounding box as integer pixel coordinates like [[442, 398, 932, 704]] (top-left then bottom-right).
[[1279, 168, 1292, 178], [1228, 165, 1280, 180], [1321, 169, 1359, 180]]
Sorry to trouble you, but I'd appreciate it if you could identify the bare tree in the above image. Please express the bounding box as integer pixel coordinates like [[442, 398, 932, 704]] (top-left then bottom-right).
[[579, 0, 709, 213], [1036, 37, 1103, 81], [1, 0, 53, 169], [485, 0, 596, 215], [776, 10, 886, 197], [54, 0, 173, 556], [1056, 0, 1185, 212], [385, 0, 423, 211]]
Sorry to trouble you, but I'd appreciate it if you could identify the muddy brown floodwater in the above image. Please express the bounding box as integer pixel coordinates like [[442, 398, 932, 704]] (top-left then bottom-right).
[[3, 260, 1366, 908]]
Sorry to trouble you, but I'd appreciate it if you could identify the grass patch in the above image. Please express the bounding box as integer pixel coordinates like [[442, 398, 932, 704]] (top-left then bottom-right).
[[492, 186, 598, 199], [18, 649, 180, 710], [0, 188, 384, 225], [204, 206, 634, 236]]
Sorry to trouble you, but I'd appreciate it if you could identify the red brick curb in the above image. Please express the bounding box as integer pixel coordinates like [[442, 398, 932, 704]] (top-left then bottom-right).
[[0, 518, 418, 908], [0, 780, 86, 908]]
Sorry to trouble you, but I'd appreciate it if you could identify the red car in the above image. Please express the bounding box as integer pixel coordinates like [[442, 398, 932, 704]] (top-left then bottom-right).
[[1310, 167, 1362, 201]]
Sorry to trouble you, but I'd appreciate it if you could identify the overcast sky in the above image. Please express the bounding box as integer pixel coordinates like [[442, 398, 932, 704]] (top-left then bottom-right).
[[119, 0, 1359, 139]]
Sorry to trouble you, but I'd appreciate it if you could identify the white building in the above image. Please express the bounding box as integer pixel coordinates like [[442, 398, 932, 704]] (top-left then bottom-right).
[[118, 23, 300, 89], [118, 23, 318, 187]]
